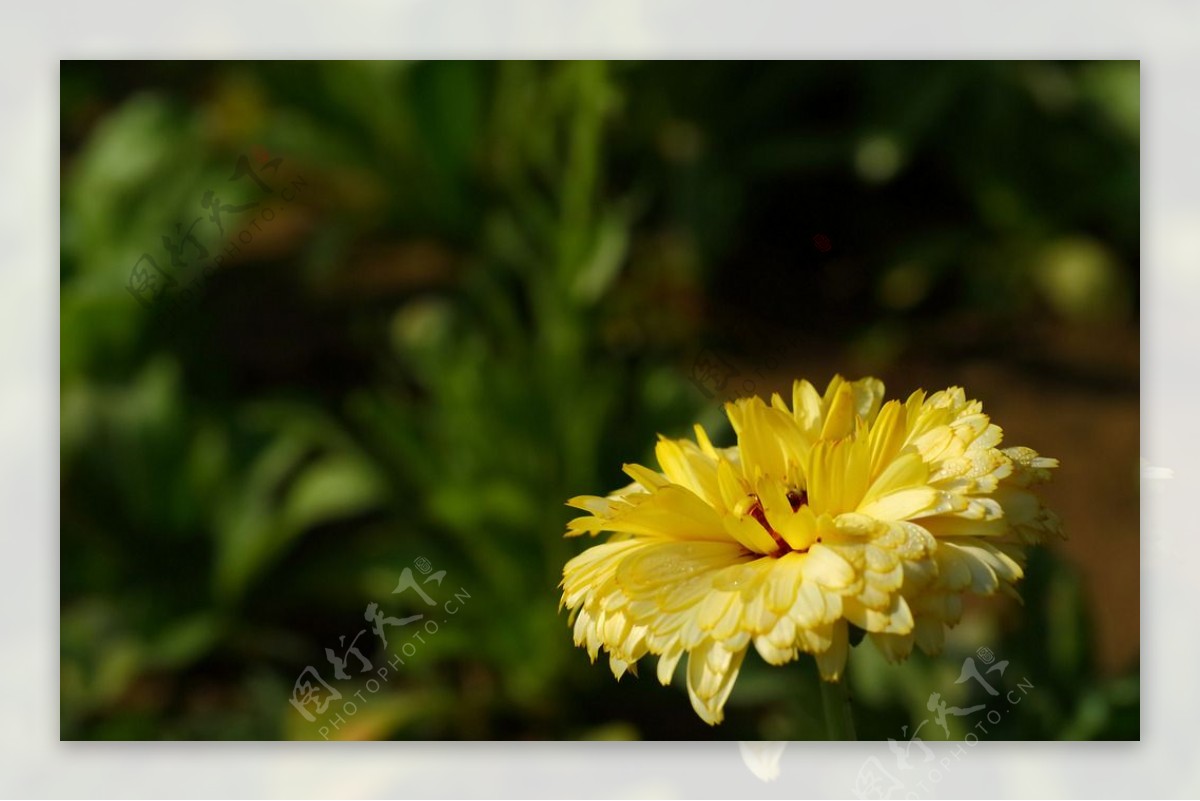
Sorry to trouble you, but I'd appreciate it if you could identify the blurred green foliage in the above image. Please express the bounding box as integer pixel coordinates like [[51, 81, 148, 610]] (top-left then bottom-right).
[[61, 61, 1138, 740]]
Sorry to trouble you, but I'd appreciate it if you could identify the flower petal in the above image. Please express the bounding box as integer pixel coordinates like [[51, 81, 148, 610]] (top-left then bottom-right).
[[686, 640, 747, 725]]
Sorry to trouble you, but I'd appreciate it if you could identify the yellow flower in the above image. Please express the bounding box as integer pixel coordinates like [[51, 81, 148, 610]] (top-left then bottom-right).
[[559, 375, 1060, 725]]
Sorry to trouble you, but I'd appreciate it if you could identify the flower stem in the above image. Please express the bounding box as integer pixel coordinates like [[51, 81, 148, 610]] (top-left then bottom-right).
[[819, 677, 857, 741]]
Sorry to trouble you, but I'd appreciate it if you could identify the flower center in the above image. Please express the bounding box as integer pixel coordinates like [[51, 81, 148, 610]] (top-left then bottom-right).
[[748, 489, 808, 557], [786, 490, 806, 511]]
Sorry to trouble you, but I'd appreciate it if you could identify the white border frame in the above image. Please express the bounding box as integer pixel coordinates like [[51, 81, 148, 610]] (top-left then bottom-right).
[[5, 1, 1195, 797]]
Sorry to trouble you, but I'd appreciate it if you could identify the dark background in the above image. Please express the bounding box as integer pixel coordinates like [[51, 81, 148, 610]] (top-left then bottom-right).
[[60, 60, 1139, 740]]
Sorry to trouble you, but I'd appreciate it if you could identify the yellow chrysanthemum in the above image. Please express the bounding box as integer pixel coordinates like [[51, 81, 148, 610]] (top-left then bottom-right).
[[559, 375, 1061, 725]]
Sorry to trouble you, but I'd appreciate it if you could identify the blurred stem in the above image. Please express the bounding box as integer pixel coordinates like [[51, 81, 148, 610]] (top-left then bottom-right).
[[558, 60, 605, 277], [538, 61, 610, 369], [819, 675, 857, 741]]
